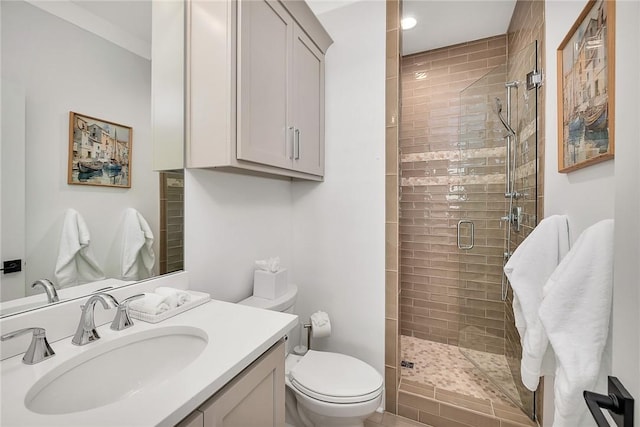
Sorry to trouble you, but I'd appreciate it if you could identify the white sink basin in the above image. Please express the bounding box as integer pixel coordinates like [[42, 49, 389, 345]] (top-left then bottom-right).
[[25, 325, 208, 415]]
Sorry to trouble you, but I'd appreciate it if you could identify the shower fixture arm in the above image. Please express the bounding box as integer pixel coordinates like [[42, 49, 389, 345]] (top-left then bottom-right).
[[500, 81, 520, 300]]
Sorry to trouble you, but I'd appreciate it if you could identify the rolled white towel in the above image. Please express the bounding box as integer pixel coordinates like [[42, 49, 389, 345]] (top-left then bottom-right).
[[129, 293, 170, 315], [155, 287, 191, 307]]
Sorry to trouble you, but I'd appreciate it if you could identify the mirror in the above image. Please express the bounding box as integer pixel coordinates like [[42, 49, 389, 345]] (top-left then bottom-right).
[[0, 0, 184, 317]]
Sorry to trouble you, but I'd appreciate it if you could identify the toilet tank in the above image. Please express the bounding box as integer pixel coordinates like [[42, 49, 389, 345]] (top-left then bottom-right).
[[238, 283, 299, 355], [237, 282, 297, 313]]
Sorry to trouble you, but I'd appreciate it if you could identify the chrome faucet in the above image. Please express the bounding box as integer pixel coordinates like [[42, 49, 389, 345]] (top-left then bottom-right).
[[1, 327, 55, 364], [72, 293, 119, 346], [31, 279, 59, 303], [110, 294, 144, 331]]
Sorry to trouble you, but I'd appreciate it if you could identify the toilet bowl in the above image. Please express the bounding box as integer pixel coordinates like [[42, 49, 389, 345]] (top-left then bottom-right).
[[238, 284, 383, 427], [285, 351, 383, 427]]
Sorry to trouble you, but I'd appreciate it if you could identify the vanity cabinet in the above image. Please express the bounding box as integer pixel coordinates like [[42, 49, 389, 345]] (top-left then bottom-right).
[[181, 0, 332, 180], [176, 411, 204, 427], [175, 340, 285, 427]]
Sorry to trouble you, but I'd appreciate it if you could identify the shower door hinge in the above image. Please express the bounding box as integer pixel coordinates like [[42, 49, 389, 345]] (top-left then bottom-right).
[[526, 69, 543, 90]]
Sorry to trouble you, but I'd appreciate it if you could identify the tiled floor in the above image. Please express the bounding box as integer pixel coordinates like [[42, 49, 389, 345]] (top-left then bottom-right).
[[401, 336, 519, 406], [366, 411, 425, 427]]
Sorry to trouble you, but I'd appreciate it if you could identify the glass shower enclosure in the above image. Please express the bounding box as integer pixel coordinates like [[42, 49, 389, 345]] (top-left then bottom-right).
[[456, 41, 540, 419]]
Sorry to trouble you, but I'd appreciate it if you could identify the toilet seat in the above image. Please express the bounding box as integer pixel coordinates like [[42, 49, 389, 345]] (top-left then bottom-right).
[[289, 350, 383, 404]]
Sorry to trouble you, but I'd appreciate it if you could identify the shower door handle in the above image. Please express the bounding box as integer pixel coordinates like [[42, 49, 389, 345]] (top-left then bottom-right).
[[457, 220, 474, 250]]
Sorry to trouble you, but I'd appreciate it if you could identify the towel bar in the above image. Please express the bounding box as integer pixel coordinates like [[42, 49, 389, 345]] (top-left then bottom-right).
[[584, 376, 634, 427]]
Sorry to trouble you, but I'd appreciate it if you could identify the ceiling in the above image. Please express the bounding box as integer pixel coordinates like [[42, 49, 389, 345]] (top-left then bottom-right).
[[70, 0, 151, 43], [402, 1, 517, 56], [66, 0, 515, 59], [308, 0, 516, 56]]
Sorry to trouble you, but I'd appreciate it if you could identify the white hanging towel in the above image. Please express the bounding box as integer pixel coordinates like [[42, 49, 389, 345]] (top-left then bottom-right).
[[54, 209, 106, 288], [503, 214, 570, 391], [539, 219, 614, 427], [121, 208, 155, 280]]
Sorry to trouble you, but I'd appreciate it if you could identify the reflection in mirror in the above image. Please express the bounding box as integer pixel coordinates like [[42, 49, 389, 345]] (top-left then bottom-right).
[[0, 0, 184, 317]]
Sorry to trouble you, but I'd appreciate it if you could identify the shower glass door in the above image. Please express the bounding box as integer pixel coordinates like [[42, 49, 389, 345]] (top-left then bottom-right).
[[456, 41, 539, 418]]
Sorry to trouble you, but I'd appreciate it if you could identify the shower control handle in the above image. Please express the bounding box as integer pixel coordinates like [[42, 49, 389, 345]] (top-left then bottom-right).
[[457, 220, 474, 250]]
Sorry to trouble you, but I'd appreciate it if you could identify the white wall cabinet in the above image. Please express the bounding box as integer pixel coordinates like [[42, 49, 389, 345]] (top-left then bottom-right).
[[291, 25, 325, 176], [174, 341, 285, 427], [178, 0, 332, 180], [151, 0, 185, 171], [237, 0, 325, 176]]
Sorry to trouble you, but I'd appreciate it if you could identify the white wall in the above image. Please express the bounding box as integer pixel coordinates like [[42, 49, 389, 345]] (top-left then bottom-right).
[[612, 0, 640, 423], [545, 1, 639, 425], [1, 1, 157, 293], [291, 1, 386, 375], [544, 1, 615, 238], [182, 0, 385, 380], [0, 84, 27, 299], [184, 170, 292, 303]]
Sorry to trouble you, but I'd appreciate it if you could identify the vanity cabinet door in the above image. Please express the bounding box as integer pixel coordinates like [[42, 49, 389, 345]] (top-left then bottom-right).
[[237, 0, 293, 170], [176, 410, 204, 427], [199, 341, 285, 427], [291, 24, 324, 176]]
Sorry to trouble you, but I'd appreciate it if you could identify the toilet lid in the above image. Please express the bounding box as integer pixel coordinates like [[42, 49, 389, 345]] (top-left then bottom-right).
[[289, 350, 383, 404]]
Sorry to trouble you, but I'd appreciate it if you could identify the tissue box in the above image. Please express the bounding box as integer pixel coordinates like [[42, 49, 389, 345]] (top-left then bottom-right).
[[253, 269, 288, 300]]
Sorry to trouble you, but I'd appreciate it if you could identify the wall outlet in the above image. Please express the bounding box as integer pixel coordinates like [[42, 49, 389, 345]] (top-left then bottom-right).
[[2, 259, 22, 274]]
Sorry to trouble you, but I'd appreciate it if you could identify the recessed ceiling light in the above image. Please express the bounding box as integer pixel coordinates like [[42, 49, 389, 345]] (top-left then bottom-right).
[[401, 17, 417, 30]]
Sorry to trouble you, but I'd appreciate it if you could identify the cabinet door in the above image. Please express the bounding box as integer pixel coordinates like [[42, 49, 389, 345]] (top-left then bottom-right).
[[152, 0, 185, 171], [237, 0, 293, 170], [176, 410, 204, 427], [292, 25, 324, 176], [199, 341, 285, 427]]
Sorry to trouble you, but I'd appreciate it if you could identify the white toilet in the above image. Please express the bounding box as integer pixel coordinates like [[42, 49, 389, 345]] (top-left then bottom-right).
[[239, 283, 383, 427]]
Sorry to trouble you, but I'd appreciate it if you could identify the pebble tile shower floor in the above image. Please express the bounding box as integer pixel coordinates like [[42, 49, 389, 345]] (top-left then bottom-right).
[[396, 335, 537, 426], [401, 336, 519, 405]]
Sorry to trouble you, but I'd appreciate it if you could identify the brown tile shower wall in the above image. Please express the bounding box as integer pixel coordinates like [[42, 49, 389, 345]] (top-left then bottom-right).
[[159, 171, 184, 275], [399, 36, 508, 353], [507, 0, 545, 250], [504, 0, 545, 418], [385, 0, 401, 414]]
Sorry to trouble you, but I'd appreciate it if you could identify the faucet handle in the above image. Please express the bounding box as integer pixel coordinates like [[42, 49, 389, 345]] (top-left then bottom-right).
[[1, 327, 55, 364], [110, 294, 144, 331]]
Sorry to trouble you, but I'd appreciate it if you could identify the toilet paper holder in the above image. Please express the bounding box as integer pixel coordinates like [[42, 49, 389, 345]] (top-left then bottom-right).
[[300, 312, 331, 353], [303, 323, 312, 350]]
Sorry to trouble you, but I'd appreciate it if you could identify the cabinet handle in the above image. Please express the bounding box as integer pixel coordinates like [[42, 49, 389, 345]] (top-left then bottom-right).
[[288, 127, 294, 159], [294, 129, 300, 160]]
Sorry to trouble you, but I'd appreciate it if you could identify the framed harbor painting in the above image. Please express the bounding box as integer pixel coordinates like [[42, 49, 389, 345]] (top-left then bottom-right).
[[68, 112, 132, 188], [557, 0, 615, 173]]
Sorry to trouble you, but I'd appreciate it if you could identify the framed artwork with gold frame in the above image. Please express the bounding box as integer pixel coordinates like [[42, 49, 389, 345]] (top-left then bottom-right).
[[68, 112, 132, 188], [557, 0, 615, 173]]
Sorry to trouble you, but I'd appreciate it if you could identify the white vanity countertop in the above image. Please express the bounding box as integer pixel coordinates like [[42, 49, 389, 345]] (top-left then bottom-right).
[[0, 299, 298, 427]]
